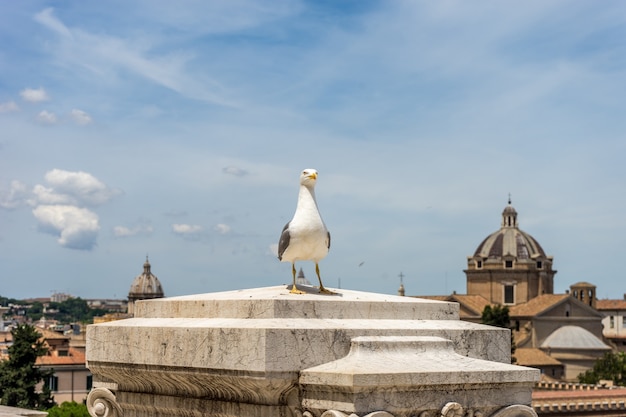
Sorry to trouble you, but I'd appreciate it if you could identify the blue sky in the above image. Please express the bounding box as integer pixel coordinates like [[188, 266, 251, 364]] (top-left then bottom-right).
[[1, 1, 625, 300]]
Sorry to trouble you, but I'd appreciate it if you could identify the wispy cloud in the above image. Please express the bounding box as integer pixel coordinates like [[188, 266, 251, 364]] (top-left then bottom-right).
[[222, 166, 249, 177], [172, 223, 203, 235], [70, 109, 92, 125], [33, 7, 237, 107], [214, 223, 231, 235], [36, 110, 57, 124], [0, 180, 30, 209], [20, 87, 50, 103], [0, 101, 19, 112], [113, 224, 153, 238]]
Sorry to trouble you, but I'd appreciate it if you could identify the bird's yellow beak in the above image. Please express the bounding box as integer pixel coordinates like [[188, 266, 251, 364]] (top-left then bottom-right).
[[308, 172, 317, 180]]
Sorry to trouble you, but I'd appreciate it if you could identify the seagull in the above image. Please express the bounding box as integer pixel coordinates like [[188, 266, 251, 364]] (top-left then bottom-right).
[[278, 168, 333, 294]]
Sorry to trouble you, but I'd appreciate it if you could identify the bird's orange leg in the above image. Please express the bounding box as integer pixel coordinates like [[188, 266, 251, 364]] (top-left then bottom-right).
[[289, 263, 305, 294], [316, 263, 336, 295]]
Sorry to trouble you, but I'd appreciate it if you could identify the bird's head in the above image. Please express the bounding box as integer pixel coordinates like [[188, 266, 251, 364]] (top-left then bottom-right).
[[300, 168, 318, 186]]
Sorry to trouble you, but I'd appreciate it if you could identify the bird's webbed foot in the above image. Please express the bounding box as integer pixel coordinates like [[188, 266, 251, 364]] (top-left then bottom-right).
[[318, 285, 337, 295], [289, 284, 306, 294]]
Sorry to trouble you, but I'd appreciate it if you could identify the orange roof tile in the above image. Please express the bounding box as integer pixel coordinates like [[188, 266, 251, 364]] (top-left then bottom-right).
[[451, 294, 492, 316], [415, 295, 450, 302], [415, 294, 491, 317], [514, 348, 562, 366], [36, 347, 85, 366], [509, 294, 570, 317], [36, 328, 69, 340], [596, 299, 626, 311]]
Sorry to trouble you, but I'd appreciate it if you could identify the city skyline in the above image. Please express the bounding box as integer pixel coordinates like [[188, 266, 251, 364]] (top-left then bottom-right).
[[1, 1, 626, 300]]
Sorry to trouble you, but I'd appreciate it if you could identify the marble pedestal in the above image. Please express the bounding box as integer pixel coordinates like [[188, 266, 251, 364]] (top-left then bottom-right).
[[86, 285, 539, 417]]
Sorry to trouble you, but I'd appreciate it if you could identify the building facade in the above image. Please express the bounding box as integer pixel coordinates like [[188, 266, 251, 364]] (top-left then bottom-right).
[[596, 297, 626, 352], [465, 200, 556, 305], [417, 200, 613, 382]]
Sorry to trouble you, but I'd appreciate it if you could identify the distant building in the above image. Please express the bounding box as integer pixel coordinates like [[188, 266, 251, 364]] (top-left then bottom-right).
[[295, 268, 312, 286], [35, 328, 91, 404], [86, 298, 128, 313], [415, 200, 610, 381], [127, 257, 165, 316], [464, 199, 556, 305], [596, 296, 626, 352], [50, 292, 71, 303]]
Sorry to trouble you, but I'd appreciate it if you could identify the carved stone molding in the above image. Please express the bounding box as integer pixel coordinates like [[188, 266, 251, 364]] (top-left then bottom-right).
[[319, 411, 394, 417], [87, 387, 123, 417], [309, 404, 536, 417], [489, 405, 537, 417], [441, 402, 464, 417]]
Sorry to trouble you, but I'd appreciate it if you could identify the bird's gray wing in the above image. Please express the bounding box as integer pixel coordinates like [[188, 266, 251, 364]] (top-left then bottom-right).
[[277, 222, 291, 260]]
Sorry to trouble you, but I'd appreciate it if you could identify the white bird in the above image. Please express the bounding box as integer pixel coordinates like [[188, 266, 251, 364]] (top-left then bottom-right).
[[278, 168, 333, 294]]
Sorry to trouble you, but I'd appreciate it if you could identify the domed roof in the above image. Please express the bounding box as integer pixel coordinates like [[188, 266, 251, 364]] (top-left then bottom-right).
[[541, 325, 610, 350], [129, 257, 164, 299], [473, 201, 546, 260]]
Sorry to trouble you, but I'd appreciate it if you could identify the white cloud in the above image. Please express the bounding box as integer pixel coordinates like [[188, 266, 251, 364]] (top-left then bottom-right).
[[268, 243, 279, 257], [7, 170, 120, 250], [222, 166, 249, 177], [20, 87, 50, 103], [0, 101, 19, 112], [214, 223, 231, 235], [37, 110, 57, 124], [0, 180, 30, 209], [31, 184, 74, 205], [70, 109, 92, 125], [113, 224, 153, 237], [32, 204, 100, 250], [42, 169, 120, 206], [172, 223, 203, 234]]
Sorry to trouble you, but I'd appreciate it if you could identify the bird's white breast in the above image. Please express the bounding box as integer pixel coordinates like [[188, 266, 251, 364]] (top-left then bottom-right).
[[280, 185, 329, 263]]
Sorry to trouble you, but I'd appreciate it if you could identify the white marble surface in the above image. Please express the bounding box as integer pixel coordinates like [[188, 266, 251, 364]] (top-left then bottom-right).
[[87, 318, 512, 373], [86, 285, 536, 417], [133, 285, 459, 320], [300, 336, 539, 417], [300, 335, 537, 386]]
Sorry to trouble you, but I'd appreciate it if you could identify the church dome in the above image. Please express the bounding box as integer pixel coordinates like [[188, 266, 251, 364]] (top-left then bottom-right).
[[473, 201, 546, 260], [541, 325, 610, 350], [128, 257, 164, 300]]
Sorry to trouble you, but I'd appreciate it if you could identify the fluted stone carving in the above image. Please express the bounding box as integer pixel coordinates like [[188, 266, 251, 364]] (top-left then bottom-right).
[[311, 405, 535, 417], [489, 405, 537, 417]]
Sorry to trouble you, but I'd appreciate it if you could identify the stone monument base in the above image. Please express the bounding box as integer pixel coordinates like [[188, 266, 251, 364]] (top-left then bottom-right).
[[86, 285, 539, 417]]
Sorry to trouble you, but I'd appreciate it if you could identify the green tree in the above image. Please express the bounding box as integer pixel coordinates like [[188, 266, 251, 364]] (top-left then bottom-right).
[[481, 304, 511, 327], [26, 301, 45, 321], [47, 401, 90, 417], [481, 304, 516, 363], [578, 351, 626, 386], [48, 297, 108, 324], [0, 324, 56, 409]]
